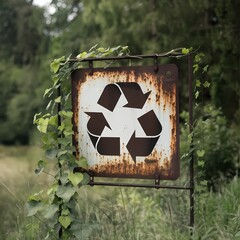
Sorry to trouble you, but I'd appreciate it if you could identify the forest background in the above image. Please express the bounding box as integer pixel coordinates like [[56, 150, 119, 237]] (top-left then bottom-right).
[[0, 0, 240, 239]]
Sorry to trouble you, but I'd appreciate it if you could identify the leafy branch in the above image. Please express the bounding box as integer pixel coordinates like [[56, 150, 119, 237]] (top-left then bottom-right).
[[26, 45, 130, 239]]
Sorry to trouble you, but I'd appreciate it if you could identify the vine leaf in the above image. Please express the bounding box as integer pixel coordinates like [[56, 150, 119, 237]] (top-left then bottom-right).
[[197, 150, 205, 157], [45, 149, 58, 160], [196, 79, 201, 87], [50, 56, 65, 73], [37, 118, 49, 133], [54, 96, 61, 103], [182, 48, 189, 54], [35, 160, 46, 175], [59, 215, 71, 229], [68, 172, 84, 187], [26, 200, 44, 216], [77, 156, 88, 169], [203, 81, 210, 88], [198, 160, 205, 167], [42, 204, 59, 219], [50, 61, 60, 73], [80, 173, 90, 185], [56, 185, 75, 202]]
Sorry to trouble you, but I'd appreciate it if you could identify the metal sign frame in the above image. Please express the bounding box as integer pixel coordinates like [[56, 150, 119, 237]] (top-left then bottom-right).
[[65, 53, 194, 229], [71, 65, 179, 180]]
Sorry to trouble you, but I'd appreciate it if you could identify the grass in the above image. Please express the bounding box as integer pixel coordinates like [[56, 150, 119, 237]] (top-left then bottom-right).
[[0, 145, 240, 239], [0, 145, 51, 239]]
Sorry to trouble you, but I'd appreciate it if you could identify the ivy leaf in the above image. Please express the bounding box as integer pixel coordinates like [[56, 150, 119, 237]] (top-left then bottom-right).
[[182, 48, 189, 54], [59, 215, 71, 229], [61, 208, 70, 216], [37, 118, 49, 133], [197, 150, 205, 157], [45, 149, 58, 160], [57, 150, 68, 158], [48, 115, 58, 126], [76, 51, 87, 59], [97, 47, 105, 52], [50, 56, 65, 73], [47, 184, 58, 195], [68, 172, 84, 187], [33, 112, 42, 124], [63, 130, 74, 136], [60, 173, 70, 185], [197, 160, 205, 167], [193, 64, 199, 73], [60, 110, 73, 118], [43, 88, 53, 98], [80, 173, 90, 185], [195, 90, 200, 99], [26, 200, 44, 217], [56, 185, 76, 202], [58, 122, 65, 132], [50, 61, 60, 73], [42, 204, 59, 219], [58, 138, 70, 147], [46, 100, 52, 111], [52, 75, 60, 84], [195, 79, 201, 87], [35, 160, 46, 175], [77, 157, 88, 169], [54, 96, 61, 103], [203, 81, 210, 88], [28, 190, 44, 201], [202, 65, 209, 73]]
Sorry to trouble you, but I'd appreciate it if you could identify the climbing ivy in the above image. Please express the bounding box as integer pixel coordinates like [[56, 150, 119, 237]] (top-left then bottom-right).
[[26, 45, 130, 239], [181, 48, 210, 193], [27, 45, 207, 239]]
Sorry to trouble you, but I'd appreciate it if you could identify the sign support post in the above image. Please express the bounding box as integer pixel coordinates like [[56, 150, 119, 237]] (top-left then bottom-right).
[[69, 52, 195, 232], [188, 54, 195, 231]]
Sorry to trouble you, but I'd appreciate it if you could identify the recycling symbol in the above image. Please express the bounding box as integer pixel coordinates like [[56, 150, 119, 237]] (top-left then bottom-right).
[[85, 82, 162, 163]]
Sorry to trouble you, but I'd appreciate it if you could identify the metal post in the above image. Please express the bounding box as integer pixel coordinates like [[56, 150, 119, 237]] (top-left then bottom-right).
[[188, 54, 194, 231], [57, 86, 63, 239]]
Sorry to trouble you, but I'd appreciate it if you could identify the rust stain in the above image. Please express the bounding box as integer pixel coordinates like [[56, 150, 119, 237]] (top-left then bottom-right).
[[71, 65, 179, 180]]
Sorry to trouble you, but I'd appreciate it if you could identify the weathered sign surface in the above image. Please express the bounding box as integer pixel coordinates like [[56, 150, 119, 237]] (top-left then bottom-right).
[[71, 65, 179, 179]]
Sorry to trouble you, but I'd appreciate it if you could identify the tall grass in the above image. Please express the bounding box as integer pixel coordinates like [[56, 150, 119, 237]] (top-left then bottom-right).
[[0, 145, 239, 239], [0, 146, 50, 239], [71, 178, 240, 239]]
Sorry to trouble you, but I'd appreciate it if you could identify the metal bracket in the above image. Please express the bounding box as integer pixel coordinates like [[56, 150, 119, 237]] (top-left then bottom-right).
[[154, 173, 160, 189], [89, 174, 94, 187], [89, 60, 94, 75], [154, 56, 159, 73]]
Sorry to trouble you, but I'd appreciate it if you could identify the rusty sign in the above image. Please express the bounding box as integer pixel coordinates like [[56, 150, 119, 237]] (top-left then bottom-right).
[[71, 65, 179, 180]]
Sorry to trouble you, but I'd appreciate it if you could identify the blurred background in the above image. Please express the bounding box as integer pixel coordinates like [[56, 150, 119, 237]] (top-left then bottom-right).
[[0, 0, 239, 239]]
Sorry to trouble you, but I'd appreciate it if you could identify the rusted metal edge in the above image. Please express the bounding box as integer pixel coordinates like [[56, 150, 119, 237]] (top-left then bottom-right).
[[71, 65, 179, 180], [188, 54, 195, 231], [67, 52, 187, 63], [88, 181, 193, 190]]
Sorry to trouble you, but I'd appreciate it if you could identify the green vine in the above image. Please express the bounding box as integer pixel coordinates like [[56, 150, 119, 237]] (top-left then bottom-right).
[[27, 45, 208, 239], [26, 45, 130, 239], [193, 51, 210, 195], [181, 48, 210, 193]]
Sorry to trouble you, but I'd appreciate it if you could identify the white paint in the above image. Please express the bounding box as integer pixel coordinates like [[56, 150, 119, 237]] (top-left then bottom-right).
[[76, 68, 177, 172]]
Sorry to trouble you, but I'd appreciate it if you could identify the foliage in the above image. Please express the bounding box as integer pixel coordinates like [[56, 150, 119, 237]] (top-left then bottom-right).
[[1, 0, 239, 146], [27, 46, 130, 239], [1, 145, 240, 240]]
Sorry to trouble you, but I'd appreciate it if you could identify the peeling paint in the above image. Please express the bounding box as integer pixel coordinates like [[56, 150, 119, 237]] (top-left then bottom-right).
[[71, 65, 179, 180]]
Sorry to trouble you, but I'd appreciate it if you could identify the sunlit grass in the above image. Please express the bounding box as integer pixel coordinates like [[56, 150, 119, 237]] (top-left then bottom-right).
[[0, 145, 239, 239], [0, 145, 52, 239]]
